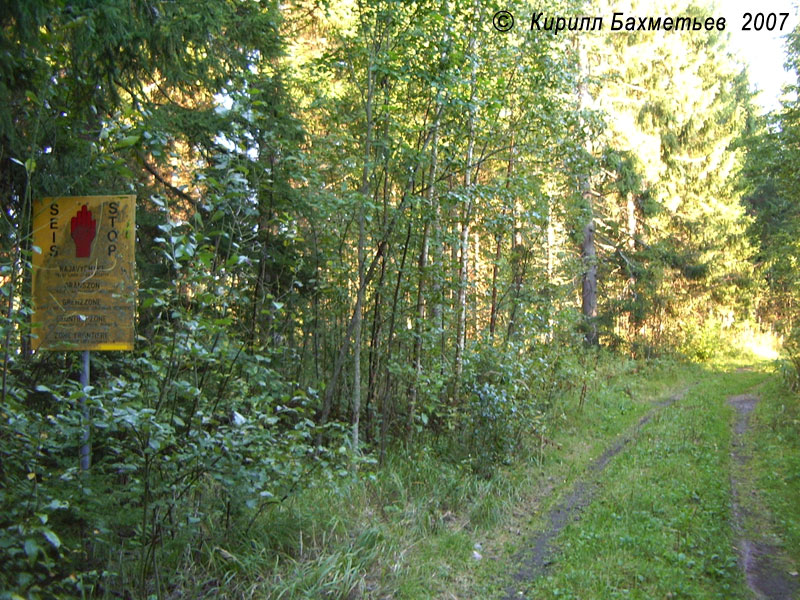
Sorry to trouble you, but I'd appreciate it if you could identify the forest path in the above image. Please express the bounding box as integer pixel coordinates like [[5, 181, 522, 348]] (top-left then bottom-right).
[[489, 362, 800, 600], [502, 387, 691, 599], [729, 394, 798, 600]]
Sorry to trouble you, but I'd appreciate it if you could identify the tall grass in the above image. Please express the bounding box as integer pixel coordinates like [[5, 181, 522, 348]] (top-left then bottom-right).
[[99, 351, 698, 599]]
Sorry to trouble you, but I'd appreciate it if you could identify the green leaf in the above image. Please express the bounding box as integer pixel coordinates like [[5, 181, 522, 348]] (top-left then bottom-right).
[[24, 538, 40, 560], [42, 529, 61, 549], [45, 499, 69, 511], [115, 134, 141, 150], [116, 165, 136, 178]]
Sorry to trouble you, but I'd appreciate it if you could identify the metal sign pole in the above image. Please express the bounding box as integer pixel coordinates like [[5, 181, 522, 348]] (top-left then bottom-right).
[[80, 350, 90, 471]]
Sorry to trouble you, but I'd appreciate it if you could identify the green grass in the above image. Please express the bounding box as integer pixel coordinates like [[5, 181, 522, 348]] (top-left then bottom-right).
[[156, 352, 799, 599], [154, 353, 684, 599], [438, 358, 720, 599], [745, 370, 800, 572], [480, 360, 772, 600]]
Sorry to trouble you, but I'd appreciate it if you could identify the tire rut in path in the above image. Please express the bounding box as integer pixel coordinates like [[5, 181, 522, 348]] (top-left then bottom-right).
[[728, 394, 798, 600], [503, 388, 689, 599]]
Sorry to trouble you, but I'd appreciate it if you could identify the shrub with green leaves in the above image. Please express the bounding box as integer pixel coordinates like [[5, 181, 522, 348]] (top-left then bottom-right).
[[455, 309, 585, 476], [0, 235, 353, 598]]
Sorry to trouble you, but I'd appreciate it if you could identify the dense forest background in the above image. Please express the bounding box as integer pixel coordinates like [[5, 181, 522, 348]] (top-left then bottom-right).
[[2, 0, 799, 598]]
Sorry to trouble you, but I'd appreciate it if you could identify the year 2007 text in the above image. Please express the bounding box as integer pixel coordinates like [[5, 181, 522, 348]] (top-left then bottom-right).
[[741, 12, 789, 31]]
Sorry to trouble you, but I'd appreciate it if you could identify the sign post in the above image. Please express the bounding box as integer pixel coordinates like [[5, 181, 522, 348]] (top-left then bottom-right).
[[31, 195, 136, 471], [80, 350, 90, 471]]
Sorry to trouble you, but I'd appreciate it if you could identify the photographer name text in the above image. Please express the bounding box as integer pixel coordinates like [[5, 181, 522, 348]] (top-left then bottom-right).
[[492, 10, 790, 34]]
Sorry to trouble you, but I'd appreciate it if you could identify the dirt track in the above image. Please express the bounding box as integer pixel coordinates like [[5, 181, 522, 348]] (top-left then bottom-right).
[[503, 389, 689, 599], [729, 394, 798, 600], [503, 389, 798, 600]]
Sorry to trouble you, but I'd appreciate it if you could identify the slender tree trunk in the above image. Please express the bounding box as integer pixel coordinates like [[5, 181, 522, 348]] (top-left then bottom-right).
[[492, 139, 514, 340], [352, 222, 364, 450], [411, 0, 451, 431], [250, 156, 276, 348], [505, 197, 523, 344], [546, 196, 556, 341], [352, 36, 376, 453], [547, 198, 555, 283], [381, 220, 412, 462], [453, 0, 479, 403], [625, 193, 638, 341], [455, 217, 468, 390], [471, 229, 480, 336], [489, 232, 502, 338], [366, 252, 386, 444], [577, 37, 599, 346], [581, 210, 598, 345], [408, 218, 428, 440], [311, 227, 322, 382], [409, 104, 441, 439]]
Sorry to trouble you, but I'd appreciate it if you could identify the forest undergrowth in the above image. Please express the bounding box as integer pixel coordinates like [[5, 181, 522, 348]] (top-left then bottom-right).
[[141, 337, 800, 600], [120, 350, 685, 599], [1, 316, 798, 600]]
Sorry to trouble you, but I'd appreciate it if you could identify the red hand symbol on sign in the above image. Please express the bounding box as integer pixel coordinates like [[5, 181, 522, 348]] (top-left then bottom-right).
[[71, 205, 96, 258]]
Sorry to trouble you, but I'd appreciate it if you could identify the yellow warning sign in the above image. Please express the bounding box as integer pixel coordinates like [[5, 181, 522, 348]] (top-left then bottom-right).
[[31, 195, 136, 351]]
